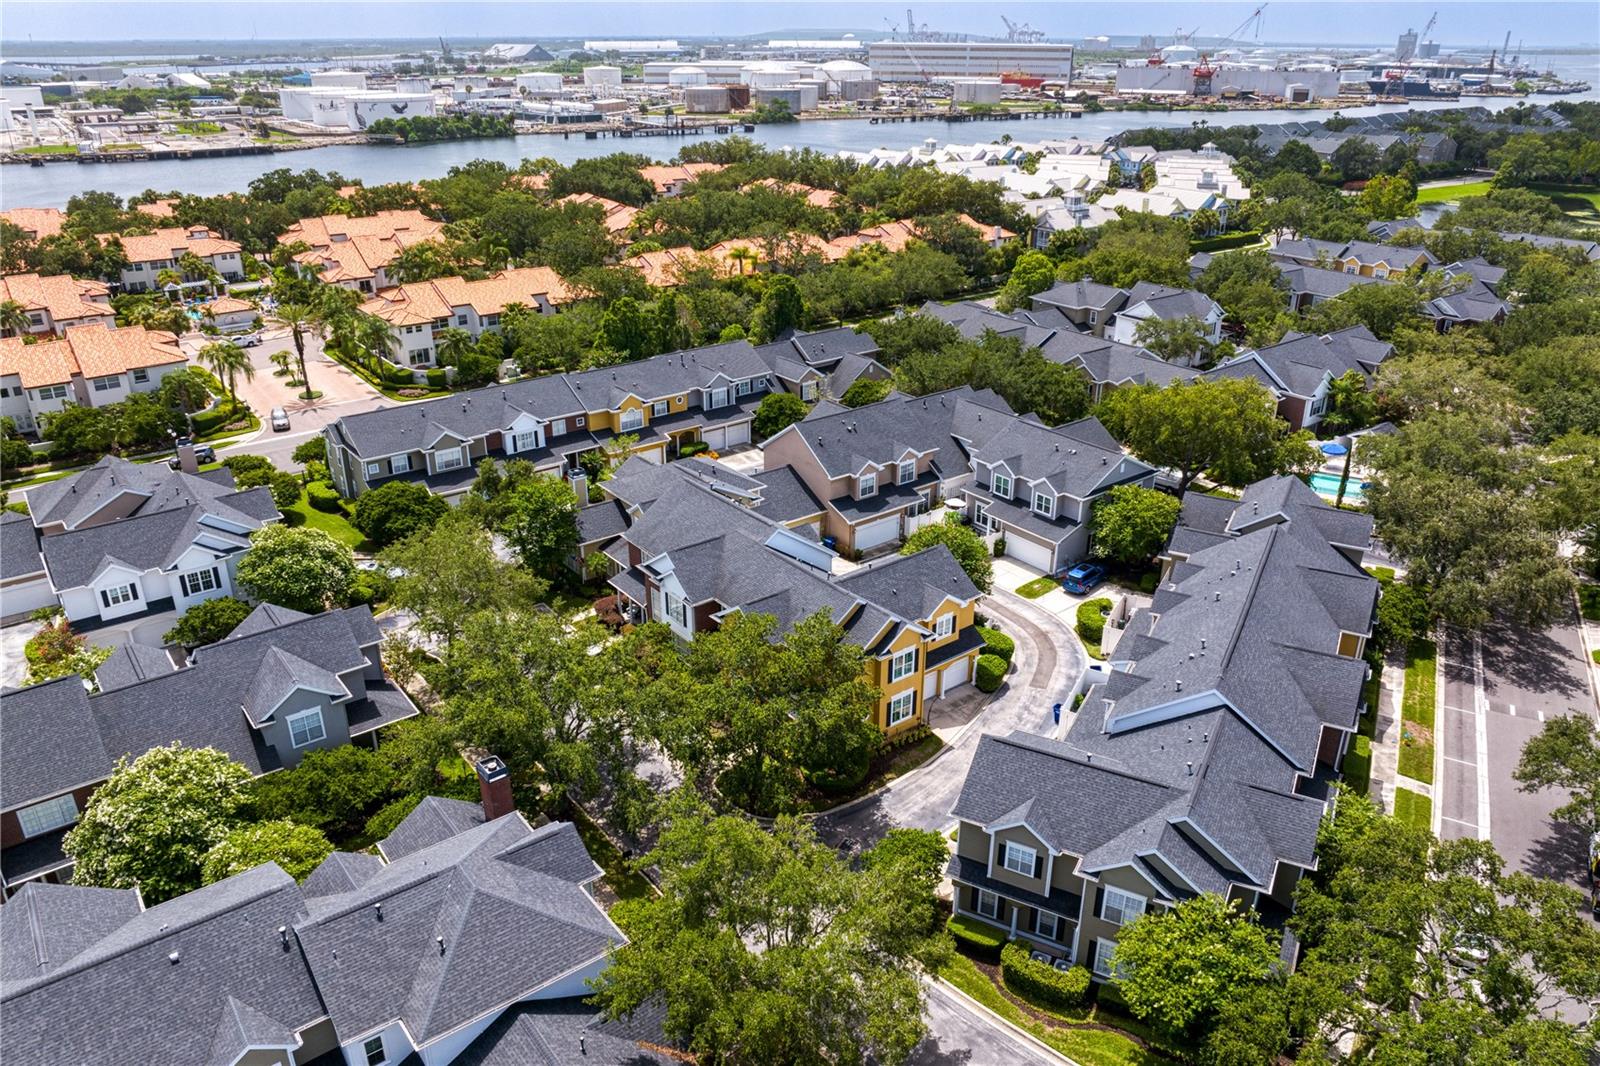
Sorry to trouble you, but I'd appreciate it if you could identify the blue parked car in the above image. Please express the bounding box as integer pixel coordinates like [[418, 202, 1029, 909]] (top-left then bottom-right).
[[1060, 563, 1105, 595]]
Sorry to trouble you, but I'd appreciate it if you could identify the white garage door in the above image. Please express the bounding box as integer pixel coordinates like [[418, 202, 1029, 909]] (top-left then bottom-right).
[[702, 427, 726, 450], [1004, 532, 1055, 574], [855, 514, 902, 552], [1, 577, 57, 620], [723, 421, 751, 447], [940, 655, 971, 696], [923, 671, 939, 699]]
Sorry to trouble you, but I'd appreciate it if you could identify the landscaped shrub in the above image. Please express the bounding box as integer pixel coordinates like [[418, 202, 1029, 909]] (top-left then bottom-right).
[[425, 368, 449, 388], [948, 913, 1006, 962], [346, 568, 393, 607], [993, 536, 1007, 557], [306, 481, 344, 513], [383, 363, 415, 386], [678, 440, 710, 458], [1138, 571, 1160, 594], [1000, 941, 1092, 1010], [975, 653, 1007, 693], [977, 626, 1014, 662], [594, 594, 624, 629], [1076, 598, 1112, 644], [363, 793, 425, 842]]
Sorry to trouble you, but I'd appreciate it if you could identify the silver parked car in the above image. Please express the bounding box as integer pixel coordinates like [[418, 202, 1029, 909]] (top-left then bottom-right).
[[270, 407, 290, 432]]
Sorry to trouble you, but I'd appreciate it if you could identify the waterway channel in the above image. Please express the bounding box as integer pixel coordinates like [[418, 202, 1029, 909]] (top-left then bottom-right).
[[0, 91, 1588, 208]]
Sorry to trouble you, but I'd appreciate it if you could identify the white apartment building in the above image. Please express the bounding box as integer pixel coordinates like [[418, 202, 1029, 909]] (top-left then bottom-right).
[[0, 324, 188, 434], [106, 226, 245, 293]]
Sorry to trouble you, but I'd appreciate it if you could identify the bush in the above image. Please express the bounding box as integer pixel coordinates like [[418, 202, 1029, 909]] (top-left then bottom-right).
[[306, 481, 344, 513], [1138, 571, 1160, 594], [1189, 230, 1262, 253], [678, 440, 710, 458], [975, 653, 1007, 693], [268, 470, 303, 509], [1076, 597, 1112, 644], [382, 363, 415, 385], [363, 794, 425, 842], [346, 567, 393, 607], [164, 596, 252, 647], [977, 626, 1014, 662], [948, 913, 1006, 962], [1001, 941, 1092, 1010], [350, 479, 448, 548], [594, 594, 624, 628], [425, 367, 449, 388]]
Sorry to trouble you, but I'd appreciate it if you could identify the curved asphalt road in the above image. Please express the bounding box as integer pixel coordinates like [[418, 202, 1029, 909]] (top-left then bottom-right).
[[816, 588, 1086, 848]]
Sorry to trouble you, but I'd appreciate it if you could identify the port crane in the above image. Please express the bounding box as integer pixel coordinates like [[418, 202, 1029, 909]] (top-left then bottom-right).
[[1000, 16, 1046, 44], [1191, 3, 1268, 96]]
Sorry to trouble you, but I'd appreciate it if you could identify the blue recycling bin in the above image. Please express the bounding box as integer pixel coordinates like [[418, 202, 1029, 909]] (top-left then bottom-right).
[[1052, 702, 1062, 725]]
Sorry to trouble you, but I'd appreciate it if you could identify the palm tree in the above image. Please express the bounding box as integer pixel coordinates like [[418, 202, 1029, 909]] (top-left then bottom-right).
[[269, 350, 294, 378], [726, 246, 757, 276], [0, 300, 31, 337], [434, 327, 475, 368], [355, 312, 399, 373], [155, 269, 185, 299], [197, 341, 255, 412], [274, 302, 327, 401]]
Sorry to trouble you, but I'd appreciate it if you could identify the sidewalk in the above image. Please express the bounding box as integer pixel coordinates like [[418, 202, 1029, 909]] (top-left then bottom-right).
[[1367, 647, 1434, 804]]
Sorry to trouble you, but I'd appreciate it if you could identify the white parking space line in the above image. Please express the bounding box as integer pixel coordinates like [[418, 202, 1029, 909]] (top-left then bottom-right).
[[1507, 703, 1516, 716], [1443, 705, 1471, 713], [1538, 709, 1545, 722], [1471, 638, 1492, 842], [1442, 815, 1479, 828], [1444, 756, 1477, 767]]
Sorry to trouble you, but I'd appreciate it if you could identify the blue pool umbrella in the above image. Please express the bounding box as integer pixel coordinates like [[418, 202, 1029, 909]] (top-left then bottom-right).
[[1320, 442, 1349, 455]]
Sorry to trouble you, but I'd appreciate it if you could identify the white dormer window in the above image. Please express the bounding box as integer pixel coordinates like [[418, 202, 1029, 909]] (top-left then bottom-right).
[[859, 472, 877, 497], [1002, 841, 1038, 877], [934, 613, 955, 639], [736, 379, 752, 397], [898, 460, 915, 485], [1032, 492, 1055, 518], [991, 473, 1012, 499], [1100, 885, 1147, 926], [620, 407, 643, 431], [801, 381, 818, 401], [653, 400, 669, 417], [288, 708, 327, 748]]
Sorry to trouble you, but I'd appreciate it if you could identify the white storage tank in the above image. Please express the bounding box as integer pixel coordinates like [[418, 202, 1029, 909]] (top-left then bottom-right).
[[516, 72, 563, 94], [1160, 44, 1199, 64], [819, 59, 872, 92], [951, 77, 1003, 105], [583, 65, 623, 88], [395, 76, 433, 94], [311, 69, 367, 89], [668, 65, 708, 87], [743, 61, 797, 88]]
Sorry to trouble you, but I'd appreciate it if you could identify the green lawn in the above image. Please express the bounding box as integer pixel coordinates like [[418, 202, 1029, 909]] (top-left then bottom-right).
[[570, 805, 656, 903], [1364, 565, 1396, 584], [1413, 181, 1600, 226], [1397, 639, 1437, 785], [1393, 787, 1433, 831], [1016, 575, 1058, 599], [936, 955, 1175, 1066], [1579, 584, 1600, 622], [1415, 180, 1493, 204], [280, 495, 372, 552]]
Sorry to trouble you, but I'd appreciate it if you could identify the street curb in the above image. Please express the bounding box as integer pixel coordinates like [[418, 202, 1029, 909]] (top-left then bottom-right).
[[927, 976, 1082, 1066], [1571, 587, 1600, 723], [1431, 627, 1445, 838]]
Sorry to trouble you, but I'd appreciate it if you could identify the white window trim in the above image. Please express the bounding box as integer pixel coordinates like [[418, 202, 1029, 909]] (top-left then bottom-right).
[[620, 408, 644, 431], [1032, 492, 1055, 518], [434, 447, 466, 472], [652, 400, 669, 417], [887, 689, 916, 726], [1101, 885, 1147, 927], [889, 648, 917, 682], [363, 1036, 386, 1066], [991, 473, 1012, 499], [287, 708, 327, 748], [1002, 841, 1038, 877], [179, 567, 219, 598], [366, 462, 383, 476], [898, 460, 915, 485], [859, 472, 877, 498], [976, 888, 999, 919], [1037, 911, 1060, 941], [1092, 938, 1119, 979], [16, 793, 77, 838], [934, 613, 955, 639], [101, 582, 138, 607], [390, 455, 411, 473]]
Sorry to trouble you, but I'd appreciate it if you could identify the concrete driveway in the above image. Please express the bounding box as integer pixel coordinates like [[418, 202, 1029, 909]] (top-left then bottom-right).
[[715, 445, 764, 474], [81, 609, 182, 654], [2, 619, 42, 689], [814, 588, 1085, 848]]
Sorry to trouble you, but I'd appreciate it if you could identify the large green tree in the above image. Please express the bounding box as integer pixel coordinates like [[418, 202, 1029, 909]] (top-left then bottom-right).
[[497, 474, 580, 575], [1514, 714, 1600, 834], [349, 479, 449, 549], [380, 509, 547, 649], [201, 819, 333, 885], [236, 525, 357, 613], [64, 744, 253, 903], [752, 391, 809, 441], [1089, 484, 1181, 565], [589, 796, 945, 1066], [899, 515, 994, 593]]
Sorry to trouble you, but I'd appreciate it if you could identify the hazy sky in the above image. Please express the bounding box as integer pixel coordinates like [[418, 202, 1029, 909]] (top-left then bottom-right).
[[2, 1, 1595, 49]]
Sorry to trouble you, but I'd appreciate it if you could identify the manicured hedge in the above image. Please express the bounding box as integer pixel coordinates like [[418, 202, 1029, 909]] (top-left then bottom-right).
[[1076, 598, 1112, 644], [1189, 229, 1262, 253], [1000, 940, 1092, 1010], [382, 363, 415, 385], [679, 440, 710, 457], [425, 368, 449, 388], [306, 481, 344, 513], [947, 913, 1006, 962], [975, 653, 1007, 693], [977, 626, 1014, 662]]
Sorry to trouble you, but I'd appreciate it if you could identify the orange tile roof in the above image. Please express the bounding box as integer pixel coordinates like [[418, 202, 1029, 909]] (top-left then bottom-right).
[[361, 267, 575, 327], [743, 178, 842, 209], [556, 193, 638, 236], [284, 210, 445, 284], [0, 273, 113, 327], [638, 163, 726, 193], [829, 214, 1016, 256], [199, 296, 256, 316], [108, 226, 241, 263], [0, 324, 184, 389], [135, 199, 178, 219], [620, 245, 711, 288], [1, 208, 66, 241], [513, 173, 550, 191]]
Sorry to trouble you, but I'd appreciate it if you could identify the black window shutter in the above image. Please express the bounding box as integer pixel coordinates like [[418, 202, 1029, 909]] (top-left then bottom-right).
[[1030, 852, 1040, 878], [1094, 887, 1105, 920], [129, 583, 138, 601], [100, 589, 110, 608]]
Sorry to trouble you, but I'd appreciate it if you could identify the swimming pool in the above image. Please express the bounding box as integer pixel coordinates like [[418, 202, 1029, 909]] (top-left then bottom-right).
[[1309, 472, 1366, 502]]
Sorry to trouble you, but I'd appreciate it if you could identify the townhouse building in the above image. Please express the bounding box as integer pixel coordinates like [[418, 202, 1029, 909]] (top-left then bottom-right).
[[0, 206, 66, 241], [1207, 325, 1393, 431], [1425, 257, 1511, 330], [358, 267, 575, 369], [0, 602, 417, 896], [556, 192, 640, 236], [592, 457, 984, 733], [20, 454, 280, 624], [0, 272, 114, 336], [1270, 237, 1435, 278], [753, 325, 890, 402], [638, 161, 726, 197], [283, 209, 445, 295], [1029, 277, 1130, 337], [949, 476, 1378, 975], [0, 774, 662, 1066], [0, 323, 187, 435], [325, 339, 777, 499], [1107, 282, 1225, 354], [104, 225, 246, 293]]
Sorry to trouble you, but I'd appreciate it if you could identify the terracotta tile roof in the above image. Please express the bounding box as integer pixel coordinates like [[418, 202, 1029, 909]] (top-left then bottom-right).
[[1, 208, 66, 241], [134, 199, 178, 219], [199, 296, 256, 316], [361, 267, 575, 326], [513, 173, 549, 191], [282, 210, 444, 284], [620, 245, 708, 287], [638, 162, 726, 193], [0, 324, 184, 389], [829, 214, 1015, 256], [743, 178, 841, 208], [0, 273, 113, 326], [556, 193, 638, 235], [107, 226, 241, 263]]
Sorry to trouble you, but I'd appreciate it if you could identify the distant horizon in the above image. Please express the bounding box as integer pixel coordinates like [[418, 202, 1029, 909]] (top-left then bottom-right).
[[3, 2, 1597, 51]]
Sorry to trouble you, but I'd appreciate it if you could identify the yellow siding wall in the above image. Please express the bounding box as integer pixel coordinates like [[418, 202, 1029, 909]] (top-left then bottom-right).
[[866, 598, 979, 734]]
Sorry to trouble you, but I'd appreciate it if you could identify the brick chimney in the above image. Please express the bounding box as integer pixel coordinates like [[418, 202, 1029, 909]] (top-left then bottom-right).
[[474, 754, 514, 822], [176, 439, 198, 474]]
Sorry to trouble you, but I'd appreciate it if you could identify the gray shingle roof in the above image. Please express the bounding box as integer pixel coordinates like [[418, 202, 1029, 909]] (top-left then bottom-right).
[[748, 465, 825, 523], [1276, 263, 1383, 300], [452, 997, 676, 1066], [0, 606, 404, 812], [0, 510, 43, 580], [769, 386, 1011, 481], [577, 499, 632, 546], [1121, 282, 1220, 322], [301, 850, 385, 899], [967, 415, 1156, 500], [25, 456, 270, 533], [1032, 277, 1129, 312], [1038, 330, 1196, 389], [378, 796, 485, 861], [836, 544, 981, 623], [296, 816, 622, 1048], [0, 881, 141, 985], [1222, 324, 1392, 398]]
